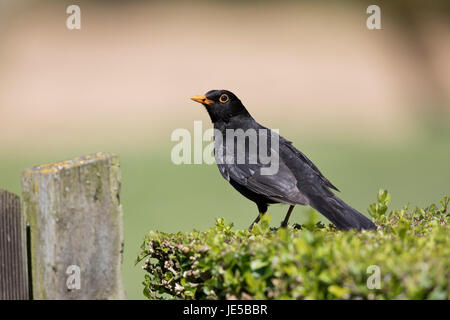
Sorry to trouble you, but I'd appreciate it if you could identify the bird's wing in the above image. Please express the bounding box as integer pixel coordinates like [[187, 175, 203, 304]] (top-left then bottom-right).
[[281, 138, 340, 192], [247, 122, 339, 192], [215, 130, 309, 205], [218, 161, 309, 205]]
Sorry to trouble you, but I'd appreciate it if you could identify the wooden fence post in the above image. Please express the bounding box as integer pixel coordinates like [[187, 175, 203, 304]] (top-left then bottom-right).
[[0, 189, 29, 300], [21, 152, 125, 299]]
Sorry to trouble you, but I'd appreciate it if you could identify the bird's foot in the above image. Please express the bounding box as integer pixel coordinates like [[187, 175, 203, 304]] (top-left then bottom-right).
[[292, 223, 303, 230]]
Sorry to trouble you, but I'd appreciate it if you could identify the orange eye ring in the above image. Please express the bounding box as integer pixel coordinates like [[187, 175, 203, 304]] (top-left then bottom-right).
[[219, 94, 229, 103]]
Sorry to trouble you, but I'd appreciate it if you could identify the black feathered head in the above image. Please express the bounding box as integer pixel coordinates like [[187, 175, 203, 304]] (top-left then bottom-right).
[[191, 89, 249, 123]]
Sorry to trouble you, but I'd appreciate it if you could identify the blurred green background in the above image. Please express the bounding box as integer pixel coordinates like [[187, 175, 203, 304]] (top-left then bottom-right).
[[0, 1, 449, 299]]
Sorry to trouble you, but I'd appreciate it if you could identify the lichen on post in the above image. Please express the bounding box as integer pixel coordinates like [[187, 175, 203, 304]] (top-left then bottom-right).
[[21, 152, 125, 299]]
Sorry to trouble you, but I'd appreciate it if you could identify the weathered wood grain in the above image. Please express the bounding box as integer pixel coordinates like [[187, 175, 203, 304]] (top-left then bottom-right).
[[21, 152, 125, 299], [0, 189, 29, 300]]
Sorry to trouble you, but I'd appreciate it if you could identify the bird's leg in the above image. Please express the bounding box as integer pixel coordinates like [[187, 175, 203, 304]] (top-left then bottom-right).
[[280, 205, 295, 228], [249, 211, 265, 230]]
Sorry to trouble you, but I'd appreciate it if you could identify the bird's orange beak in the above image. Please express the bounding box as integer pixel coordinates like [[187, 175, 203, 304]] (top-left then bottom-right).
[[191, 95, 215, 106]]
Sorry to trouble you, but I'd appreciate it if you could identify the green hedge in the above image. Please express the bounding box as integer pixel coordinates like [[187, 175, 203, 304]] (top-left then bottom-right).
[[137, 190, 449, 300]]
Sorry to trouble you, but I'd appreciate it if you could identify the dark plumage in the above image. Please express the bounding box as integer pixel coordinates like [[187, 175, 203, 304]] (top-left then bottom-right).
[[191, 90, 376, 231]]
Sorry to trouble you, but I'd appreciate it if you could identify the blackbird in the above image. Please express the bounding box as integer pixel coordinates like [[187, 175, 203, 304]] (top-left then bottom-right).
[[191, 90, 376, 231]]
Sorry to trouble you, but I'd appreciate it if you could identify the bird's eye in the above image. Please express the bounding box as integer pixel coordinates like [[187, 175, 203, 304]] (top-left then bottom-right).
[[219, 94, 229, 103]]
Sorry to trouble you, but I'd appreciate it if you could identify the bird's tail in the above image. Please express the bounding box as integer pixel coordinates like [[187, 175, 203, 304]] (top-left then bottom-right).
[[309, 194, 376, 231]]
